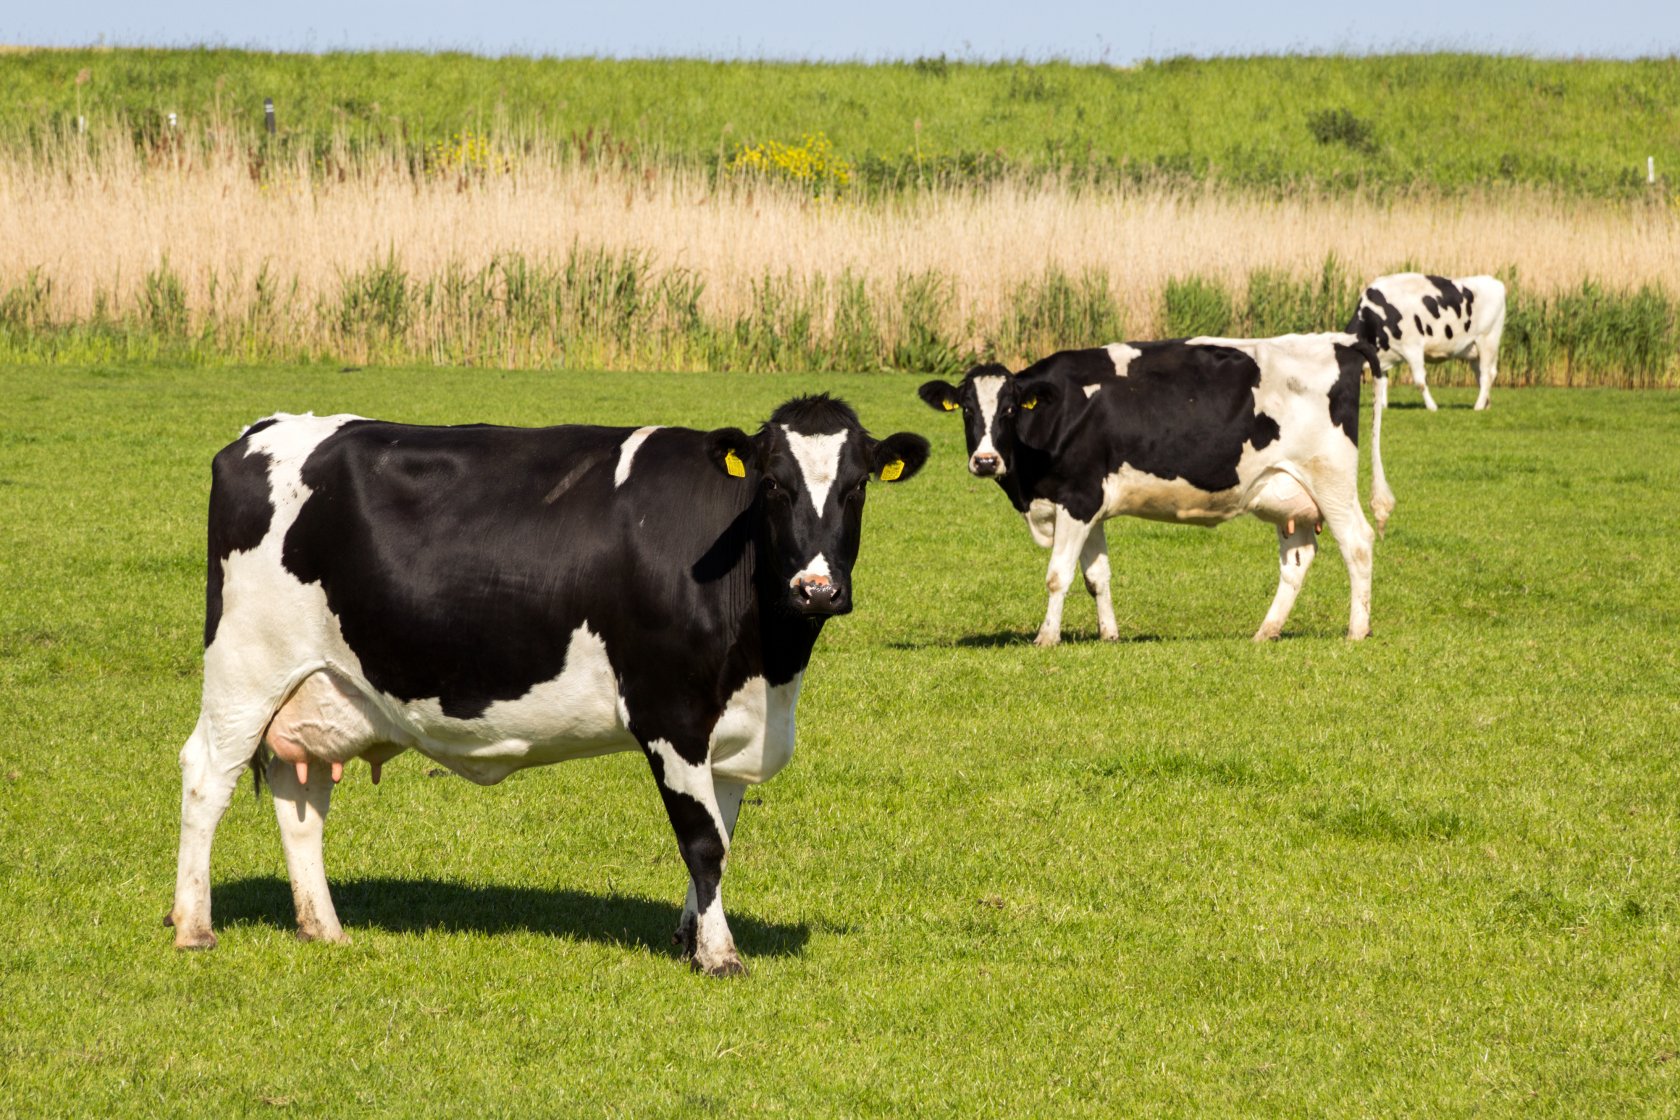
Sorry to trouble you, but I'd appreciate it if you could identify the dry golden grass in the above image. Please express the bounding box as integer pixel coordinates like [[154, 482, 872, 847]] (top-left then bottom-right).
[[3, 128, 1678, 349]]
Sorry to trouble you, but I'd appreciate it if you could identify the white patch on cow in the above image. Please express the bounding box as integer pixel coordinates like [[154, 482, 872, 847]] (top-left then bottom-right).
[[789, 552, 832, 589], [782, 427, 848, 513], [613, 426, 662, 488], [646, 737, 729, 841], [1100, 465, 1237, 526], [1023, 499, 1057, 548], [393, 624, 637, 784], [1103, 343, 1140, 376], [972, 374, 1005, 460], [710, 671, 802, 785], [1082, 383, 1103, 398]]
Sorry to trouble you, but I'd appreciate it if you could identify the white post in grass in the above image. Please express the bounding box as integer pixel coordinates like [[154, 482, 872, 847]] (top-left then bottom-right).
[[1650, 156, 1656, 184]]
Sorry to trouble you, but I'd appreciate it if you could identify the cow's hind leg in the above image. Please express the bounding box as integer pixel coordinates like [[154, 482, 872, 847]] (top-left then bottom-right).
[[1081, 525, 1119, 642], [1472, 324, 1503, 411], [1036, 506, 1096, 647], [642, 737, 744, 976], [169, 712, 261, 948], [675, 777, 746, 960], [267, 756, 347, 943], [1315, 480, 1376, 641], [1405, 347, 1438, 412], [1253, 520, 1318, 641]]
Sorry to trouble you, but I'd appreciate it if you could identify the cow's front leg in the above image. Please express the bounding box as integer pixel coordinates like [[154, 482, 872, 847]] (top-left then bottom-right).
[[642, 738, 743, 976], [267, 755, 347, 943], [1036, 506, 1095, 647], [675, 777, 745, 961], [1080, 524, 1118, 641], [1254, 520, 1318, 641]]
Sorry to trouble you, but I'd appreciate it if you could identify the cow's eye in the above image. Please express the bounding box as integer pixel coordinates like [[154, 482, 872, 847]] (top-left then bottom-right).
[[763, 476, 783, 495]]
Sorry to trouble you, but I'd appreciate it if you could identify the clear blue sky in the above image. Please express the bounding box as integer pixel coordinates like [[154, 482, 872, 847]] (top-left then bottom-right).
[[3, 0, 1675, 62]]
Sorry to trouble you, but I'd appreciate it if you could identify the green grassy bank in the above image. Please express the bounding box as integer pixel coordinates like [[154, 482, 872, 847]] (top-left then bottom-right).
[[5, 48, 1679, 194]]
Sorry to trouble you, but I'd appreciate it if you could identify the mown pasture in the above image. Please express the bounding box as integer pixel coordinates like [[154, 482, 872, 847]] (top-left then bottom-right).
[[1, 364, 1676, 1116]]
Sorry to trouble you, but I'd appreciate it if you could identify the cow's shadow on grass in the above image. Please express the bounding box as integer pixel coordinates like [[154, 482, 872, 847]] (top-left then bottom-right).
[[214, 875, 809, 958], [888, 629, 1173, 650], [1384, 399, 1476, 411]]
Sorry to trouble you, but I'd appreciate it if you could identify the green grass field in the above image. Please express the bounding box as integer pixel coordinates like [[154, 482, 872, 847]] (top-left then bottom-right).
[[8, 48, 1680, 193], [1, 365, 1677, 1116]]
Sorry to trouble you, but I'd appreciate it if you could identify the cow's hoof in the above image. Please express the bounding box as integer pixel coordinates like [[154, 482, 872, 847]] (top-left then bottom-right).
[[1252, 627, 1281, 643], [1098, 629, 1120, 642], [1032, 631, 1060, 648], [295, 927, 350, 945], [1347, 627, 1371, 641], [692, 954, 747, 978], [173, 927, 218, 950]]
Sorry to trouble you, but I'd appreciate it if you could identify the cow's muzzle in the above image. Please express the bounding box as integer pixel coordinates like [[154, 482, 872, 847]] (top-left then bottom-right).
[[793, 574, 846, 614], [969, 452, 1003, 477]]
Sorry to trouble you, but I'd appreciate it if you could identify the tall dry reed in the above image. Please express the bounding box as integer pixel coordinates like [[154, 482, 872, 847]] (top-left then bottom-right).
[[2, 125, 1677, 379]]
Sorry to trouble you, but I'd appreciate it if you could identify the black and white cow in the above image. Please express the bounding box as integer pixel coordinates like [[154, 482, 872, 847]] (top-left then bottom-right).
[[1349, 273, 1508, 411], [919, 335, 1393, 645], [167, 397, 928, 976]]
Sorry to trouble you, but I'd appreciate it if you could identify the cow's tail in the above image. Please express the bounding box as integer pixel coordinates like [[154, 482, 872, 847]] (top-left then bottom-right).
[[1363, 341, 1395, 536]]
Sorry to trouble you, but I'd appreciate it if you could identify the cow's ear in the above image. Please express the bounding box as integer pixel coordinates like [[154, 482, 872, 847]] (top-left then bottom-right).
[[703, 427, 757, 479], [871, 432, 930, 483], [917, 380, 961, 413], [1018, 381, 1055, 412]]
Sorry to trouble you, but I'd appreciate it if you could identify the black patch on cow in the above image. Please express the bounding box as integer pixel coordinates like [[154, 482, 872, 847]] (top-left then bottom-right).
[[1444, 324, 1453, 339], [1414, 314, 1424, 334], [1426, 324, 1434, 336], [279, 421, 778, 719], [204, 435, 276, 647], [1007, 342, 1278, 522], [1352, 288, 1403, 352], [1329, 343, 1369, 446], [262, 404, 911, 723], [1422, 295, 1440, 318], [1464, 288, 1476, 316], [1427, 275, 1467, 318], [768, 393, 859, 436]]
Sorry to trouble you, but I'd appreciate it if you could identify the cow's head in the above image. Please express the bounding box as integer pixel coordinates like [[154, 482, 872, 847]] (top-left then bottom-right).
[[918, 364, 1061, 480], [705, 395, 928, 617]]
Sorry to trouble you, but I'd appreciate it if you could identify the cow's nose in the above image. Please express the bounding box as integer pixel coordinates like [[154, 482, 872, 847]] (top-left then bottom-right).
[[970, 452, 1002, 477], [795, 575, 842, 611]]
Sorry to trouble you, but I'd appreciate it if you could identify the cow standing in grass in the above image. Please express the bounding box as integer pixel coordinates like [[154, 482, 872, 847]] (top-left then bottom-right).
[[1350, 273, 1508, 411], [920, 334, 1392, 645], [167, 396, 928, 976]]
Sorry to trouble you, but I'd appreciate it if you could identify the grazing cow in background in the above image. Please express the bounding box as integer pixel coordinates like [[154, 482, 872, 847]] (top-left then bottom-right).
[[1350, 273, 1507, 411], [167, 396, 928, 977], [919, 335, 1392, 645]]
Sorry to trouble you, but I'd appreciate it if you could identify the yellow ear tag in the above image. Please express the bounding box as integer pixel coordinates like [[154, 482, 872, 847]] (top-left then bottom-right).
[[942, 401, 957, 411], [880, 459, 904, 482], [1022, 397, 1038, 410], [724, 450, 746, 478]]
